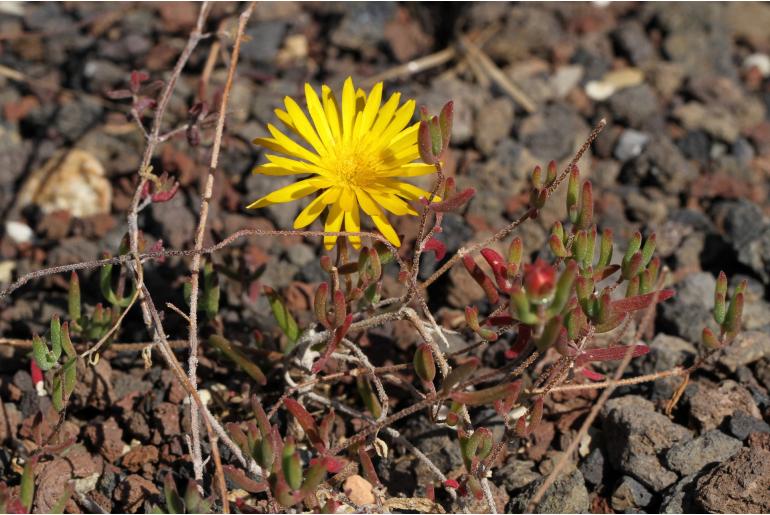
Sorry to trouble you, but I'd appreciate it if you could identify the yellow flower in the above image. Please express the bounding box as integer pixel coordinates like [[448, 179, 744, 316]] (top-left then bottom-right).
[[248, 77, 437, 249]]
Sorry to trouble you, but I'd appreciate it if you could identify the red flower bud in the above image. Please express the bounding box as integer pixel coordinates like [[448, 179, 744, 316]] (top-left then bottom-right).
[[523, 258, 556, 300]]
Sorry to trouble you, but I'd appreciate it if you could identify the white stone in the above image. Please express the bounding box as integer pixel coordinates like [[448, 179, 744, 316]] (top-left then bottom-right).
[[585, 80, 616, 101], [744, 53, 770, 77], [5, 220, 33, 244]]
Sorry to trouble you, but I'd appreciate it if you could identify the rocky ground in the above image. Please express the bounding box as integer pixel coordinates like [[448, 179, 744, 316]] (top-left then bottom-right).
[[1, 2, 770, 513]]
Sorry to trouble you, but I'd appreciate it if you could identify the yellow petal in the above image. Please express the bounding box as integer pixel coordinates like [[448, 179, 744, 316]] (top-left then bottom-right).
[[294, 189, 336, 228], [381, 144, 422, 168], [381, 180, 433, 201], [357, 82, 383, 138], [285, 96, 327, 156], [247, 177, 328, 209], [322, 85, 342, 142], [253, 137, 296, 157], [380, 163, 437, 178], [264, 155, 331, 177], [371, 214, 400, 247], [267, 124, 322, 165], [354, 187, 384, 218], [275, 108, 299, 136], [368, 92, 401, 140], [386, 123, 419, 155], [379, 99, 416, 145], [323, 201, 344, 249], [305, 83, 336, 150], [339, 187, 356, 212], [355, 189, 401, 246], [341, 77, 356, 143], [367, 189, 418, 216], [252, 163, 305, 177], [345, 202, 361, 248]]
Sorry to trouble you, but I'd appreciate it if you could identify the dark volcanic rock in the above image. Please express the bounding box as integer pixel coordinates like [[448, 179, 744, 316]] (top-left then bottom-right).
[[579, 447, 606, 487], [611, 475, 653, 511], [602, 395, 692, 491], [728, 410, 770, 441], [695, 447, 770, 513], [620, 136, 697, 194], [507, 469, 589, 514], [664, 429, 742, 476], [660, 473, 699, 514], [659, 272, 717, 344]]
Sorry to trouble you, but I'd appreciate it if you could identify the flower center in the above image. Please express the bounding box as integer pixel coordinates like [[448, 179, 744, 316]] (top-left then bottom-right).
[[332, 147, 378, 187]]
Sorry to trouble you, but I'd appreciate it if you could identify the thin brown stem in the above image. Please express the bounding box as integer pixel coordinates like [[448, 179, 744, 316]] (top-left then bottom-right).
[[186, 1, 255, 486]]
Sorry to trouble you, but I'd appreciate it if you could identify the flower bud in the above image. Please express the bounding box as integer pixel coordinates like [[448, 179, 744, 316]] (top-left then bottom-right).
[[523, 258, 557, 303]]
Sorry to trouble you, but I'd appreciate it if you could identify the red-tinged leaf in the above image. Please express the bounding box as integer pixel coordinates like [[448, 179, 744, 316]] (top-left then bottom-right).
[[611, 289, 675, 315], [578, 365, 605, 381], [423, 237, 446, 261], [284, 398, 324, 450], [505, 325, 531, 359], [30, 360, 43, 385], [439, 101, 454, 152], [493, 379, 522, 416], [481, 248, 511, 291], [106, 88, 133, 99], [523, 258, 557, 299], [130, 70, 149, 92], [134, 96, 157, 116], [310, 456, 346, 474], [444, 479, 460, 489], [463, 256, 500, 304], [418, 120, 436, 165], [311, 313, 352, 374], [480, 248, 505, 274], [575, 344, 649, 366], [593, 264, 620, 282], [6, 498, 27, 514], [515, 397, 543, 437], [332, 290, 347, 328], [427, 188, 475, 212], [151, 181, 179, 203], [426, 484, 435, 502], [487, 315, 515, 327], [358, 447, 380, 485], [222, 465, 268, 493], [441, 357, 480, 393], [450, 381, 521, 406]]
